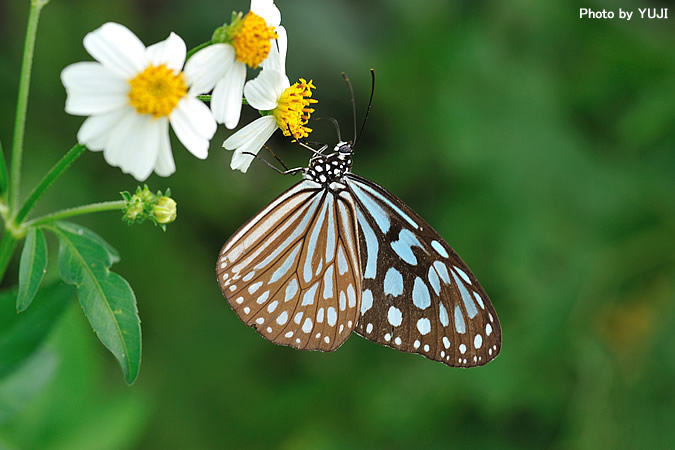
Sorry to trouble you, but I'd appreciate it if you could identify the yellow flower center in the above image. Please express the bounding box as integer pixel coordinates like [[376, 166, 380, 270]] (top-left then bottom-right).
[[128, 64, 187, 118], [273, 79, 318, 141], [231, 11, 278, 68]]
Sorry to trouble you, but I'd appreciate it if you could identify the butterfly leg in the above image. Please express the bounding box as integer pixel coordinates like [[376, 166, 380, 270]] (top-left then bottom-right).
[[241, 151, 305, 176]]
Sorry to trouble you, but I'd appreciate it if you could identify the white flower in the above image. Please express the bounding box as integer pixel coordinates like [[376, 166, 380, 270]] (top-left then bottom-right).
[[61, 22, 217, 181], [184, 0, 284, 129], [222, 38, 316, 173]]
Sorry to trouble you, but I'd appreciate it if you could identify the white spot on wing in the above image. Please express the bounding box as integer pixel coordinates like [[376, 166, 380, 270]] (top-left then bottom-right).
[[322, 265, 334, 299], [337, 246, 348, 275], [301, 283, 319, 306], [361, 289, 373, 314], [276, 311, 289, 325], [412, 277, 431, 310], [347, 284, 356, 308], [387, 306, 403, 327], [267, 300, 278, 313], [256, 291, 270, 304], [454, 305, 466, 334], [327, 307, 337, 326], [284, 278, 298, 302], [248, 282, 263, 294], [243, 271, 255, 281], [302, 318, 313, 333], [383, 267, 403, 297], [439, 302, 449, 327], [453, 266, 472, 285], [473, 291, 485, 309], [431, 240, 449, 258], [442, 336, 450, 349], [417, 318, 431, 335]]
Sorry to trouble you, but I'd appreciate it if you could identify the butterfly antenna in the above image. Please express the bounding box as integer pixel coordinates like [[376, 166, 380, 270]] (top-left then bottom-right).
[[354, 68, 375, 148], [341, 72, 358, 146]]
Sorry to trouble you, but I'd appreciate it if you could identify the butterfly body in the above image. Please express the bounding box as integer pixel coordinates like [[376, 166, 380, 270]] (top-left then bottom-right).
[[217, 142, 501, 367]]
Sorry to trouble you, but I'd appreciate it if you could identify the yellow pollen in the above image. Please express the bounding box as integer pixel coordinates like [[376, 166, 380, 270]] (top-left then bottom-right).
[[273, 79, 318, 141], [231, 11, 278, 68], [128, 64, 187, 118]]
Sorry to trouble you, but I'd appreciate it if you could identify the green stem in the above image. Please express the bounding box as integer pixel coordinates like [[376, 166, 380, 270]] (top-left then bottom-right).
[[186, 40, 212, 61], [0, 140, 8, 201], [13, 143, 86, 225], [25, 200, 125, 228], [0, 230, 18, 284], [9, 0, 48, 213]]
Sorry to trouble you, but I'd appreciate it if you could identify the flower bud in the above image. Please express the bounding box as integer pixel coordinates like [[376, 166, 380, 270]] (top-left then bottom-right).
[[153, 196, 177, 225], [121, 185, 176, 230]]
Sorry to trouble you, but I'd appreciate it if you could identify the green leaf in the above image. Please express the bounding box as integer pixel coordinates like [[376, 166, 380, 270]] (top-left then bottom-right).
[[47, 221, 141, 384], [16, 227, 48, 312], [0, 283, 73, 379]]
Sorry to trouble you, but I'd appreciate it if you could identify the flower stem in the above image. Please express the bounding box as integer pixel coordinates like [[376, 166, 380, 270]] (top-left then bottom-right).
[[0, 140, 8, 201], [186, 40, 212, 61], [25, 200, 125, 228], [0, 230, 18, 284], [9, 0, 48, 213], [13, 143, 86, 225]]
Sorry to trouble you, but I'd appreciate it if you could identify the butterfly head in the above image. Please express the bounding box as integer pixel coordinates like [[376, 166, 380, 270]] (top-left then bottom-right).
[[335, 141, 354, 159]]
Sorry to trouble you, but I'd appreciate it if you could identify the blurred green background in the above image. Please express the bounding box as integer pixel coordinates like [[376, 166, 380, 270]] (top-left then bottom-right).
[[1, 0, 674, 448]]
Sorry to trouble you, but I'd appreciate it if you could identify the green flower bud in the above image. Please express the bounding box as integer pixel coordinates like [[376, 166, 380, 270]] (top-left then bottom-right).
[[153, 197, 177, 225], [121, 185, 176, 230]]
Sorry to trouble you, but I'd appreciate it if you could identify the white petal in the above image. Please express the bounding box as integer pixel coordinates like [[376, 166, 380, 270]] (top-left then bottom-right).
[[223, 115, 275, 149], [170, 97, 216, 159], [83, 22, 146, 79], [274, 26, 288, 75], [184, 44, 235, 95], [61, 62, 128, 91], [153, 120, 175, 177], [244, 69, 288, 111], [104, 114, 163, 181], [261, 26, 286, 74], [226, 116, 278, 172], [145, 32, 186, 72], [62, 62, 130, 115], [77, 107, 134, 150], [211, 62, 247, 129], [251, 0, 281, 28]]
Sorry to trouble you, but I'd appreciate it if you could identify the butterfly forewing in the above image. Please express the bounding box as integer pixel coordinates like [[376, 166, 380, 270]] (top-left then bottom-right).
[[345, 174, 502, 367], [217, 179, 362, 351]]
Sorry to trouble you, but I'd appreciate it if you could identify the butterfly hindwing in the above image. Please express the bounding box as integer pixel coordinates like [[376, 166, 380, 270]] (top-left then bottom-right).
[[217, 179, 362, 351], [345, 174, 502, 367]]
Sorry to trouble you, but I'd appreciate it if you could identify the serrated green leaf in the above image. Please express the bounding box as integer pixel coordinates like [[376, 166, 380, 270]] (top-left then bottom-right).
[[17, 228, 48, 312], [55, 221, 120, 263], [47, 222, 141, 384], [0, 283, 73, 379]]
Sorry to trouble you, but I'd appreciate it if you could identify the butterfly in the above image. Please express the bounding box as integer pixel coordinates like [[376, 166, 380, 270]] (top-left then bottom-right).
[[216, 140, 502, 367]]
